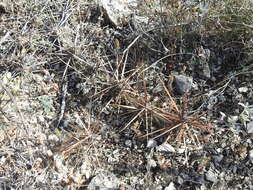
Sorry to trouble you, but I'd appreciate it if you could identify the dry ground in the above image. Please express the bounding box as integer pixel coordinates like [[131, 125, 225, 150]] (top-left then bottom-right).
[[0, 0, 253, 189]]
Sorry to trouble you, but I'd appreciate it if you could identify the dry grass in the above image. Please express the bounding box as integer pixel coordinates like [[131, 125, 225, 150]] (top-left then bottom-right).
[[0, 0, 253, 189], [112, 73, 213, 146]]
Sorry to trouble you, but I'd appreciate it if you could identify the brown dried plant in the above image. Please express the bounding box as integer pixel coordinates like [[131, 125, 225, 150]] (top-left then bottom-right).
[[118, 76, 213, 145]]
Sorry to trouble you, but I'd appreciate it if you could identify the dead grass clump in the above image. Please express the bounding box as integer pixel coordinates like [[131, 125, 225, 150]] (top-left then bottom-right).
[[109, 69, 213, 146]]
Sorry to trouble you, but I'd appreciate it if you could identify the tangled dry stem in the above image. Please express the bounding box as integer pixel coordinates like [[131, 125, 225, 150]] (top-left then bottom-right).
[[117, 76, 213, 145]]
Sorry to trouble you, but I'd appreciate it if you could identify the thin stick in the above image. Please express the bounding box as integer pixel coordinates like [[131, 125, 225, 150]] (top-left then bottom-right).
[[159, 76, 180, 113], [120, 108, 145, 132]]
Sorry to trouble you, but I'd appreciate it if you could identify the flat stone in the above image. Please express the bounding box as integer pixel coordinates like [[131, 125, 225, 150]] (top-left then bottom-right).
[[247, 121, 253, 133], [147, 139, 157, 148], [249, 149, 253, 163], [238, 87, 248, 93], [174, 75, 193, 95], [99, 0, 138, 27], [164, 182, 176, 190], [157, 143, 175, 153], [125, 140, 132, 147], [205, 170, 218, 183], [88, 171, 121, 190], [213, 154, 224, 163]]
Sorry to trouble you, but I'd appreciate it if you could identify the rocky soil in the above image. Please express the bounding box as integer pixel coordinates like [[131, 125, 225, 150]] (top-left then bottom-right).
[[0, 0, 253, 189]]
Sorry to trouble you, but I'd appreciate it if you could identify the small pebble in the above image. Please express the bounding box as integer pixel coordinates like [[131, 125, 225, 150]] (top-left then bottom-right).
[[157, 143, 175, 153], [125, 140, 132, 148], [238, 87, 248, 93], [147, 139, 157, 148], [48, 134, 59, 142], [249, 149, 253, 162], [47, 150, 53, 158], [213, 154, 223, 163], [164, 182, 176, 190], [174, 75, 193, 95], [205, 170, 218, 183], [88, 171, 121, 190], [247, 121, 253, 134]]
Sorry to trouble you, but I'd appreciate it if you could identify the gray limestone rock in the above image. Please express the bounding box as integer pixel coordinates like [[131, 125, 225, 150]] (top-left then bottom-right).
[[174, 75, 193, 95], [99, 0, 138, 27], [247, 121, 253, 134], [88, 171, 121, 190]]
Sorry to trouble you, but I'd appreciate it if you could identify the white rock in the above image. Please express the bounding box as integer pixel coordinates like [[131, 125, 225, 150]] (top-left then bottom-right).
[[238, 87, 248, 93], [0, 156, 6, 165], [99, 0, 138, 27], [47, 149, 53, 158], [0, 130, 5, 143], [147, 139, 157, 148], [88, 171, 121, 190], [48, 134, 59, 142], [37, 115, 45, 122], [205, 170, 218, 183], [147, 157, 157, 168], [80, 162, 92, 179], [247, 121, 253, 134], [227, 115, 238, 123], [249, 149, 253, 163], [157, 143, 175, 153], [177, 148, 186, 154], [164, 182, 176, 190]]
